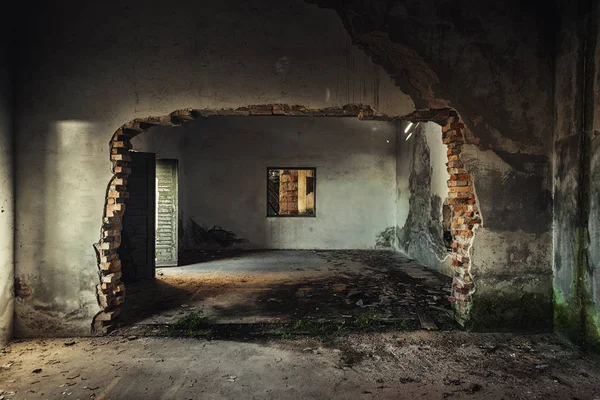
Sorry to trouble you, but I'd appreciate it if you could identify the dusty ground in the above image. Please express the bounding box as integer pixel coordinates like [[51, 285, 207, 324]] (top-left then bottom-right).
[[4, 251, 598, 399], [122, 250, 456, 331], [1, 332, 600, 399]]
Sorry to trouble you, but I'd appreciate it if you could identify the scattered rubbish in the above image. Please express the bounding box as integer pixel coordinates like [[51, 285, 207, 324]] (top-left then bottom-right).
[[222, 375, 237, 382], [416, 306, 438, 331]]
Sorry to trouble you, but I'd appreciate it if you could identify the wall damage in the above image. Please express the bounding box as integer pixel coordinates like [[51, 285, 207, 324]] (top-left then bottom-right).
[[311, 0, 555, 331], [93, 104, 399, 332], [553, 0, 600, 350]]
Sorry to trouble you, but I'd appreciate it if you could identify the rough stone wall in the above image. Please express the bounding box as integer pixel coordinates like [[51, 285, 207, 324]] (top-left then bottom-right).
[[312, 0, 555, 330], [553, 0, 600, 350], [0, 22, 14, 344]]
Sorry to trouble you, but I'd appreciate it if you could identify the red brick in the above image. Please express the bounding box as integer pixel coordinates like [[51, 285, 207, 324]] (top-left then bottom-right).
[[449, 186, 473, 192]]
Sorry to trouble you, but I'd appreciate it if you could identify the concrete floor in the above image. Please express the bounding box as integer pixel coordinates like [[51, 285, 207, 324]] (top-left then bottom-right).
[[3, 251, 600, 399], [1, 333, 600, 399], [120, 250, 456, 332]]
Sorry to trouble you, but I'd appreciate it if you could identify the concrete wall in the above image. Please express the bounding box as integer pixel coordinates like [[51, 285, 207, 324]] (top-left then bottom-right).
[[0, 22, 14, 344], [14, 0, 413, 336], [553, 0, 600, 350], [396, 122, 452, 276], [12, 0, 563, 336], [315, 0, 556, 331], [133, 117, 397, 250]]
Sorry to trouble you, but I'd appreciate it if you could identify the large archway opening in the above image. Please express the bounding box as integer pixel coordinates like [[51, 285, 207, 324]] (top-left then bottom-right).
[[92, 104, 480, 335]]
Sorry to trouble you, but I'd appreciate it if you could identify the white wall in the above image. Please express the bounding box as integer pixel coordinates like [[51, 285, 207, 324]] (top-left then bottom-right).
[[396, 122, 452, 275], [134, 117, 398, 249]]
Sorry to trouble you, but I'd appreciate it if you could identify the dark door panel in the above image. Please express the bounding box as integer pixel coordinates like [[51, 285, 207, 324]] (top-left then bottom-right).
[[119, 152, 155, 282]]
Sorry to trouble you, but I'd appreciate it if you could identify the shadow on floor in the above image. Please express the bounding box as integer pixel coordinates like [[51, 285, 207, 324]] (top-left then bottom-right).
[[118, 250, 458, 335]]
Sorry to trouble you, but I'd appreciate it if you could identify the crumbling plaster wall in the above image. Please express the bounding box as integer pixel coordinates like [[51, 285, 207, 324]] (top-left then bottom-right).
[[396, 122, 452, 276], [14, 0, 414, 336], [553, 0, 600, 350], [0, 27, 14, 344], [312, 0, 556, 330], [134, 117, 397, 250]]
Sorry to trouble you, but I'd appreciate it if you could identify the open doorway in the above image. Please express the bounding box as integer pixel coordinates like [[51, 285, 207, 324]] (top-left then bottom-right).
[[111, 112, 459, 337], [118, 156, 179, 285]]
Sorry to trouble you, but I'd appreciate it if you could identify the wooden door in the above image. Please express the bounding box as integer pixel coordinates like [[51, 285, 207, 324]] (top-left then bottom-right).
[[155, 159, 178, 266], [119, 152, 156, 282]]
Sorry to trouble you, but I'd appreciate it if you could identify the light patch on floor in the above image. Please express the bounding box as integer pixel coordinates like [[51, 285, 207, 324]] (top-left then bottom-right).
[[120, 250, 454, 330]]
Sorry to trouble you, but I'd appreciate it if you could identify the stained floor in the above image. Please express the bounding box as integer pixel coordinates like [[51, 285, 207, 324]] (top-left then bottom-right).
[[120, 250, 456, 336], [1, 332, 600, 399]]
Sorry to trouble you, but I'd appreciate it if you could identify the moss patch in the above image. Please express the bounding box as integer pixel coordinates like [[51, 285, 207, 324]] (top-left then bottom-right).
[[467, 288, 553, 332]]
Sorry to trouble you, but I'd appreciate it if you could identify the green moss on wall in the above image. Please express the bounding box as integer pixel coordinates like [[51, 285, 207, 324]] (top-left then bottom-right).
[[467, 287, 553, 332], [554, 227, 600, 352]]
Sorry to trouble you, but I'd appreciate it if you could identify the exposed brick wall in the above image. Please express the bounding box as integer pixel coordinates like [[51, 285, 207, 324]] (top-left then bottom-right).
[[91, 104, 480, 332], [442, 117, 481, 323], [403, 109, 481, 324], [92, 104, 389, 333]]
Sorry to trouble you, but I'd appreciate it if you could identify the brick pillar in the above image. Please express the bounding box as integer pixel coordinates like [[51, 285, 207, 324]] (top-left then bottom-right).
[[442, 117, 481, 324]]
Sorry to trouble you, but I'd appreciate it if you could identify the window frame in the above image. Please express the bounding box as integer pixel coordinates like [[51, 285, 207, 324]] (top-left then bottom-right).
[[266, 167, 317, 218]]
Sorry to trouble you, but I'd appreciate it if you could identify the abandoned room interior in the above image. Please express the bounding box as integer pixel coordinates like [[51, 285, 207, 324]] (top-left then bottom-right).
[[1, 0, 600, 398]]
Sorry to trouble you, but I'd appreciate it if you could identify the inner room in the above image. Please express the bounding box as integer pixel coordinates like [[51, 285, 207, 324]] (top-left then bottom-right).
[[117, 113, 457, 335]]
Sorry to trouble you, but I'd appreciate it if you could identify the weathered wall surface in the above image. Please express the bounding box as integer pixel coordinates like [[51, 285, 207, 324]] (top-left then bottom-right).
[[134, 117, 397, 250], [312, 0, 556, 329], [553, 0, 600, 350], [396, 122, 452, 276], [14, 0, 413, 336], [0, 24, 14, 344]]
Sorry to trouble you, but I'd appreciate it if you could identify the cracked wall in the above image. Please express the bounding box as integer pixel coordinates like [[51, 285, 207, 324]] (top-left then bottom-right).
[[396, 122, 452, 276], [553, 0, 600, 350], [12, 0, 560, 335], [312, 0, 555, 330], [14, 0, 414, 336]]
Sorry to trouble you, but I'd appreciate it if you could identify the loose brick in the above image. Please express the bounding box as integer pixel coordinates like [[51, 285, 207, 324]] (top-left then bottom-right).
[[448, 180, 469, 187], [449, 186, 473, 193]]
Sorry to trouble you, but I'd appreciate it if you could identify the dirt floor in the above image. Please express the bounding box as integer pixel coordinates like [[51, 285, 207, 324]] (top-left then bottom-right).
[[1, 332, 600, 399], [121, 250, 457, 333], [4, 250, 599, 399]]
